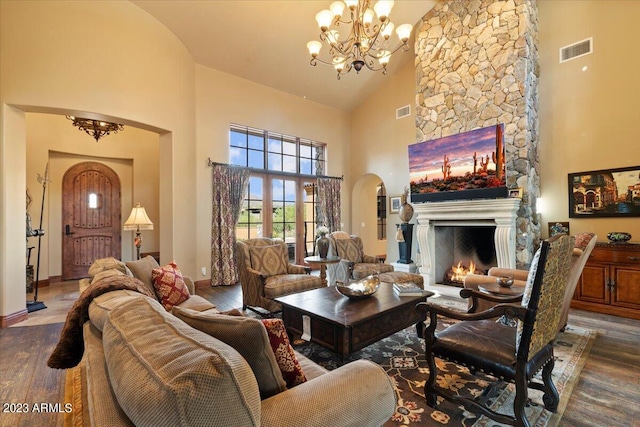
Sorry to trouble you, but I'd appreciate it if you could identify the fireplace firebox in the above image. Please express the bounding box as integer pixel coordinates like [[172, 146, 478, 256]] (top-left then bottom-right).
[[414, 198, 520, 286]]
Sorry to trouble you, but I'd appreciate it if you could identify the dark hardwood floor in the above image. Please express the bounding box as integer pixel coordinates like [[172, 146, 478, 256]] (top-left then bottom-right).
[[1, 283, 638, 426]]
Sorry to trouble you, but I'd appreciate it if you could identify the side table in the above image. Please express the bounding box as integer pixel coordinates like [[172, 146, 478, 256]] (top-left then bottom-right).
[[304, 255, 340, 286], [479, 283, 525, 297]]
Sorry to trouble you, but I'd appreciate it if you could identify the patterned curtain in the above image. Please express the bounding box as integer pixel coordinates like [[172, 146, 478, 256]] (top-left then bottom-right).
[[211, 164, 250, 286], [318, 177, 341, 232]]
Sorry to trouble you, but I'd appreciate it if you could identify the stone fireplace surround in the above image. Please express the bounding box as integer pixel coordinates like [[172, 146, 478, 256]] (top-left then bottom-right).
[[414, 198, 521, 286]]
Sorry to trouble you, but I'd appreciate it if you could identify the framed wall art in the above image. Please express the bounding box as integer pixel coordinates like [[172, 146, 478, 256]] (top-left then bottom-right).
[[389, 195, 402, 214], [569, 165, 640, 218], [548, 222, 570, 237], [508, 187, 523, 198]]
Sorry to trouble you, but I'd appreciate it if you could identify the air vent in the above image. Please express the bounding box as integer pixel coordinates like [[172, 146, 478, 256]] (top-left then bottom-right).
[[559, 37, 593, 63], [396, 105, 411, 119]]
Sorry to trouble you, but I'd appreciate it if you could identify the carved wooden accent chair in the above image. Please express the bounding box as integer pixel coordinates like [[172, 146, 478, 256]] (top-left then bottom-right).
[[236, 238, 324, 315], [463, 232, 596, 334], [416, 234, 575, 427]]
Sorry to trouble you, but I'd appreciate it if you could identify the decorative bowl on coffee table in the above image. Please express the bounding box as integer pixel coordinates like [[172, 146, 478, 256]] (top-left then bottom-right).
[[496, 276, 514, 288], [336, 275, 380, 299]]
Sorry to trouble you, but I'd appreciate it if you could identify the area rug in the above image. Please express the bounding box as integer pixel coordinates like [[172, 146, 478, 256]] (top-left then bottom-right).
[[292, 296, 596, 427]]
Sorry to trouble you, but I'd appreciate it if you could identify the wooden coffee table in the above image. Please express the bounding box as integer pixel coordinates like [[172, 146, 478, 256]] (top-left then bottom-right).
[[275, 282, 434, 359]]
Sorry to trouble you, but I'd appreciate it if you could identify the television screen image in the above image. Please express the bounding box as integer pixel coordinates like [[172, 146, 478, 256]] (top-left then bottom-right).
[[408, 124, 508, 202]]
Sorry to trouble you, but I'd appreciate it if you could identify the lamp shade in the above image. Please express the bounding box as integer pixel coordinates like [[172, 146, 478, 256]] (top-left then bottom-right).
[[124, 203, 154, 230]]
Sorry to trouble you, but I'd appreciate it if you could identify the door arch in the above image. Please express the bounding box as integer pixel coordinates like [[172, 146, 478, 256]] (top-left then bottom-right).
[[351, 173, 387, 257], [62, 162, 121, 279]]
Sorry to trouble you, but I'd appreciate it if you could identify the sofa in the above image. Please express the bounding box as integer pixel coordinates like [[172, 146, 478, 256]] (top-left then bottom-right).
[[71, 257, 397, 427]]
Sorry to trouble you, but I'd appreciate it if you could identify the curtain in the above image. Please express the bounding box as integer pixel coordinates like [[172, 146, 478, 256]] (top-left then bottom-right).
[[211, 164, 250, 286], [318, 177, 341, 232]]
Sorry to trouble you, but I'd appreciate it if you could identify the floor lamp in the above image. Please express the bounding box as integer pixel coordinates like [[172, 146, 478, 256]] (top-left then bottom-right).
[[124, 203, 154, 260]]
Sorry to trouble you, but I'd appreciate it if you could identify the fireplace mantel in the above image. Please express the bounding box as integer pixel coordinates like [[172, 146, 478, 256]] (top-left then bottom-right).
[[414, 198, 521, 286]]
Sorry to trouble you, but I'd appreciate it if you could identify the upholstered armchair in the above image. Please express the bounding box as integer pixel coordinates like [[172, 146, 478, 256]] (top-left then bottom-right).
[[236, 238, 324, 314], [463, 232, 597, 334], [325, 232, 394, 286], [416, 234, 575, 427]]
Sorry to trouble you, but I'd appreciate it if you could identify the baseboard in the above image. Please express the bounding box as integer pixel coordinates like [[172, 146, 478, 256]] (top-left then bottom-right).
[[0, 309, 29, 328], [194, 279, 210, 290], [49, 275, 62, 284], [32, 278, 51, 288]]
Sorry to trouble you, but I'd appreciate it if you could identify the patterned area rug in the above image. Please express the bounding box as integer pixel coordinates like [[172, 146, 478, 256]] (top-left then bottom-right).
[[292, 296, 596, 427]]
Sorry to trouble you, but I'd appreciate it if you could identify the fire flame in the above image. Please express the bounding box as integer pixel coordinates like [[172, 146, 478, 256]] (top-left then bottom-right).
[[450, 261, 476, 283]]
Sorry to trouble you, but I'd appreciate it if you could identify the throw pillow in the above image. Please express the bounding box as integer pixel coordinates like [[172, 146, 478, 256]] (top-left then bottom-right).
[[335, 238, 363, 263], [248, 244, 288, 277], [172, 306, 287, 398], [574, 232, 596, 251], [125, 255, 161, 299], [151, 262, 190, 311], [261, 318, 307, 388]]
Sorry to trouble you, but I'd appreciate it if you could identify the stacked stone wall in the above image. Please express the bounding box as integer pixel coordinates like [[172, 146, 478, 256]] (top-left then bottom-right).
[[415, 0, 540, 266]]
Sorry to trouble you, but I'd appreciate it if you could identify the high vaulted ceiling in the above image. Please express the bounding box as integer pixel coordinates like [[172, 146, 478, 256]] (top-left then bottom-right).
[[131, 0, 437, 111]]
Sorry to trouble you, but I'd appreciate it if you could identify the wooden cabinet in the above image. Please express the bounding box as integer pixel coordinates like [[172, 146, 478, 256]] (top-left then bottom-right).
[[572, 242, 640, 320]]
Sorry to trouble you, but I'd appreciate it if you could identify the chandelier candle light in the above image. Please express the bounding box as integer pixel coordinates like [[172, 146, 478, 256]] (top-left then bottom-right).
[[124, 203, 154, 260], [66, 115, 124, 142], [307, 0, 413, 79]]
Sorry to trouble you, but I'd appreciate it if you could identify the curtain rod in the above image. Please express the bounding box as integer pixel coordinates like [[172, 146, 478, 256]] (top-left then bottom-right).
[[206, 158, 343, 181]]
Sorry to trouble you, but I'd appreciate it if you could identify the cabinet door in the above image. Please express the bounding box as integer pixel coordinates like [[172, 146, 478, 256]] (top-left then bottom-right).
[[611, 266, 640, 310], [577, 264, 610, 304]]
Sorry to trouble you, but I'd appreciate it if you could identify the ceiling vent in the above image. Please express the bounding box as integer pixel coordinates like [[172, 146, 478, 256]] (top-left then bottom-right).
[[396, 105, 411, 119], [559, 37, 593, 63]]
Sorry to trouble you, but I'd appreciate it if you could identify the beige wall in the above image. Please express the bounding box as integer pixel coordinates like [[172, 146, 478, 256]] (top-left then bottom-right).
[[26, 113, 159, 278], [194, 65, 350, 278], [538, 1, 640, 240], [349, 59, 416, 261], [0, 0, 195, 319]]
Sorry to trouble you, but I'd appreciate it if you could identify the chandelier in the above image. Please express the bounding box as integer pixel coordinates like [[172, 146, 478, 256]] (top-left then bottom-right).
[[66, 116, 124, 142], [307, 0, 413, 79]]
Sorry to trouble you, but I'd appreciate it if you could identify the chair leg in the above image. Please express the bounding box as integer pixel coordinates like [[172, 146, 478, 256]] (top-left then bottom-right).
[[424, 352, 439, 407], [541, 358, 559, 412], [513, 370, 531, 427]]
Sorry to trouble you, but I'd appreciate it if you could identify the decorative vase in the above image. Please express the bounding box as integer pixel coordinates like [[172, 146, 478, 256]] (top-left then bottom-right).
[[398, 187, 414, 223], [316, 236, 330, 259], [607, 232, 632, 243]]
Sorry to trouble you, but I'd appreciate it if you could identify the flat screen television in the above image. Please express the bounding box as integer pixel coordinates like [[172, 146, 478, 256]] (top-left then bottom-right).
[[408, 124, 508, 203]]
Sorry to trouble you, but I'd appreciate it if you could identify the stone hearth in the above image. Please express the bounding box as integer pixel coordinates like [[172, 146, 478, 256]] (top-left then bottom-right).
[[415, 198, 520, 286]]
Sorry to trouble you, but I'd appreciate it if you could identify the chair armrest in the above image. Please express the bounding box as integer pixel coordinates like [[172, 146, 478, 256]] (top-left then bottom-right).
[[416, 301, 526, 323], [463, 273, 496, 291], [245, 266, 265, 277], [362, 254, 377, 263], [287, 264, 311, 274], [459, 288, 524, 313], [183, 276, 195, 295], [487, 267, 529, 282], [260, 360, 396, 427]]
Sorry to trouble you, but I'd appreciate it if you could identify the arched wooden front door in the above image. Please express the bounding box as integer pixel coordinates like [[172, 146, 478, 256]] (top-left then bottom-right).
[[62, 162, 121, 280]]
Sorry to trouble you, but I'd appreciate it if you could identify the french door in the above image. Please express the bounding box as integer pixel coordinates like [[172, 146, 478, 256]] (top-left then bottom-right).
[[236, 174, 318, 264]]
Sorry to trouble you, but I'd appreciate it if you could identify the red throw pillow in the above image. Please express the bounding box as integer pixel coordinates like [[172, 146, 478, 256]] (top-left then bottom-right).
[[261, 319, 307, 388], [151, 262, 190, 311]]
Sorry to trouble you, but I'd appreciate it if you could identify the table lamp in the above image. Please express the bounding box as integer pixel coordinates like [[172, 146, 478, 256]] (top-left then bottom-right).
[[124, 203, 154, 260]]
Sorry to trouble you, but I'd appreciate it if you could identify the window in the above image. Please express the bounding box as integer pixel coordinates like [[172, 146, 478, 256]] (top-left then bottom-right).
[[88, 193, 101, 209], [230, 125, 325, 175], [230, 124, 326, 263], [377, 183, 386, 240]]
